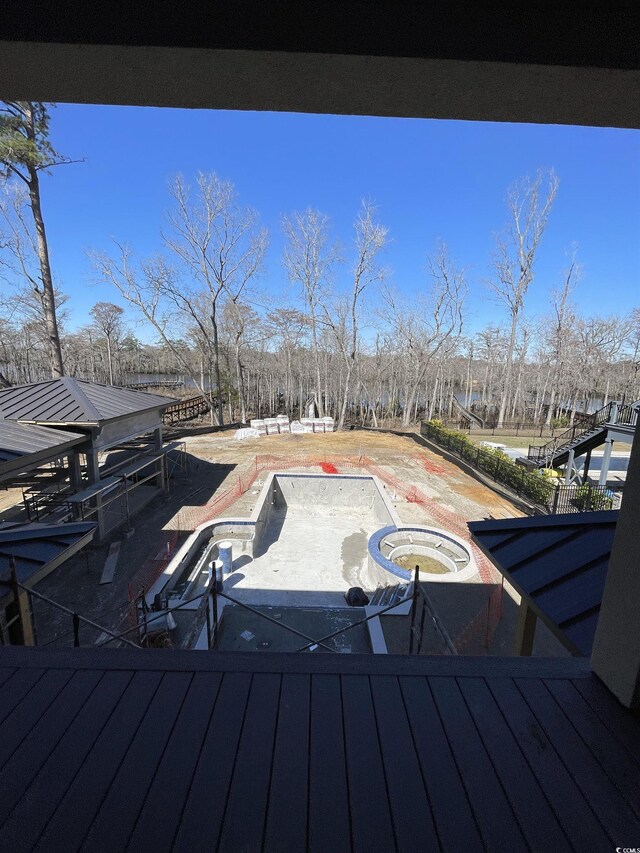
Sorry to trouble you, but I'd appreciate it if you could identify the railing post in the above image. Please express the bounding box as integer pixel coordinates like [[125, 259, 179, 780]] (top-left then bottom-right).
[[552, 483, 560, 514], [205, 593, 212, 650], [409, 564, 419, 654], [211, 584, 218, 648], [72, 613, 80, 647]]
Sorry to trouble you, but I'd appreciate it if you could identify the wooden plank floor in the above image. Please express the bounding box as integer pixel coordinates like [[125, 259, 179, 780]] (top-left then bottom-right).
[[0, 648, 638, 853]]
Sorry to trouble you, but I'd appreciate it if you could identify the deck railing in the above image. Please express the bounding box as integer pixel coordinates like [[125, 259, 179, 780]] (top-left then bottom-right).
[[163, 395, 211, 424]]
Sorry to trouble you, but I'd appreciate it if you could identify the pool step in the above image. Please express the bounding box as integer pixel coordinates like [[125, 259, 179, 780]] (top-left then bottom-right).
[[370, 583, 410, 608]]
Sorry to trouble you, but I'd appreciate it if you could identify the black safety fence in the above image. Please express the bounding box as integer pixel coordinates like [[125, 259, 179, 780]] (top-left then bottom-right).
[[420, 421, 554, 507], [420, 420, 624, 513]]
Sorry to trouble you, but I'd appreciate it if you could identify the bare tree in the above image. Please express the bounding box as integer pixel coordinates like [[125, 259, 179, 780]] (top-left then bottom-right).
[[265, 308, 309, 416], [383, 242, 466, 427], [544, 245, 579, 425], [0, 102, 78, 377], [491, 169, 559, 427], [163, 173, 268, 424], [92, 173, 267, 424], [321, 201, 388, 429], [91, 246, 220, 415], [90, 301, 125, 385], [282, 208, 339, 416]]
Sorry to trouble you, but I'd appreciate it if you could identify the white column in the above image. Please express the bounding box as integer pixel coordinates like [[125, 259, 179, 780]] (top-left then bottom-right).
[[598, 438, 613, 486], [565, 448, 575, 485], [592, 428, 640, 709]]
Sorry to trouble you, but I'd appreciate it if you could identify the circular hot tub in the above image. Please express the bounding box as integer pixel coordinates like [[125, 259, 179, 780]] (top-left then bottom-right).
[[368, 525, 478, 583], [388, 544, 457, 575]]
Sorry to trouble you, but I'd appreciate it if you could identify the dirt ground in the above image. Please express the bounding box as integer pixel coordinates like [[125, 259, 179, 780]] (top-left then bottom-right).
[[5, 426, 568, 656]]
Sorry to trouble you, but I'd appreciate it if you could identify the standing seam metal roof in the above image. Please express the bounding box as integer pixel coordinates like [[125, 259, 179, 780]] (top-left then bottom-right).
[[0, 521, 97, 587], [468, 510, 618, 656], [0, 378, 176, 425], [0, 421, 85, 465]]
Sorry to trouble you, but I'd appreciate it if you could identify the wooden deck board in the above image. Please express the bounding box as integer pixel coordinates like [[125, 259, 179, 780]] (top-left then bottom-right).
[[516, 677, 640, 843], [0, 667, 16, 691], [263, 673, 311, 853], [457, 676, 572, 851], [308, 673, 352, 853], [78, 672, 193, 853], [370, 675, 440, 852], [428, 676, 528, 850], [0, 668, 74, 768], [571, 675, 640, 766], [0, 670, 104, 826], [172, 672, 252, 853], [544, 678, 640, 819], [0, 650, 636, 853], [399, 675, 484, 852], [217, 672, 282, 853], [341, 673, 397, 852], [127, 672, 222, 853], [1, 671, 132, 853], [485, 676, 612, 851], [32, 670, 162, 853], [0, 666, 45, 725]]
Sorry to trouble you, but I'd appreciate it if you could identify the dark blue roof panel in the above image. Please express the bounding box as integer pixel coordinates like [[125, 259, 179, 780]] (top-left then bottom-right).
[[468, 510, 619, 656]]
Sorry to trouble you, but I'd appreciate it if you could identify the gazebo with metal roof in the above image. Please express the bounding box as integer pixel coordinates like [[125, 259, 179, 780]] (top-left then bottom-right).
[[0, 378, 177, 538], [0, 419, 86, 485]]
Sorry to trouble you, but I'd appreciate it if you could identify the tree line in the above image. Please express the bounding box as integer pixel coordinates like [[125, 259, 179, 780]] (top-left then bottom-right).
[[1, 102, 638, 429]]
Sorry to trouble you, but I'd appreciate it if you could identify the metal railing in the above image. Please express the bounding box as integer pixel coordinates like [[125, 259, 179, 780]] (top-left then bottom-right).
[[527, 400, 639, 465], [11, 562, 457, 656], [549, 481, 623, 514], [408, 565, 458, 655], [127, 563, 458, 654], [14, 579, 141, 649]]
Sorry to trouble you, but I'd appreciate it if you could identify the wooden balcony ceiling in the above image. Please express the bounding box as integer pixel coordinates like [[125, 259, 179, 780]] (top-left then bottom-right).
[[0, 648, 638, 852]]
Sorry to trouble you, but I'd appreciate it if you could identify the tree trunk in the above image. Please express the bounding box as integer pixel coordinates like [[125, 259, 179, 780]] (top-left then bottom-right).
[[26, 164, 64, 378], [310, 315, 324, 418], [210, 301, 224, 425], [106, 335, 113, 385], [235, 341, 247, 423], [497, 312, 518, 428]]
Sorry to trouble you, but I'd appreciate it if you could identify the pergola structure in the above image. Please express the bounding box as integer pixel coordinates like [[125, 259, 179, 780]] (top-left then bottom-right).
[[0, 420, 86, 486]]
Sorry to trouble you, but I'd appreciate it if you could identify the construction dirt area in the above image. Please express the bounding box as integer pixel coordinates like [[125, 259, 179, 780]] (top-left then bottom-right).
[[6, 427, 568, 656]]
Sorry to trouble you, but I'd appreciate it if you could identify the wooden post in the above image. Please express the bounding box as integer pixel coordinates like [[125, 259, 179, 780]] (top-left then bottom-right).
[[9, 559, 36, 645], [514, 599, 537, 656]]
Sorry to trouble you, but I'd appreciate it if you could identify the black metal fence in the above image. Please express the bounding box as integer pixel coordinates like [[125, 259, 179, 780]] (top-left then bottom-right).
[[420, 420, 624, 513], [434, 418, 558, 438], [420, 421, 554, 506], [549, 482, 623, 514]]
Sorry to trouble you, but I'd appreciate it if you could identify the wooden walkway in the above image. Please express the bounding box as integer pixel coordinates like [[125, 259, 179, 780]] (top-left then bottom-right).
[[0, 648, 638, 852], [162, 395, 210, 425]]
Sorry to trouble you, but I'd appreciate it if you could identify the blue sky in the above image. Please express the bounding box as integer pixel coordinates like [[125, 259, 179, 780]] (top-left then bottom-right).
[[39, 104, 640, 338]]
